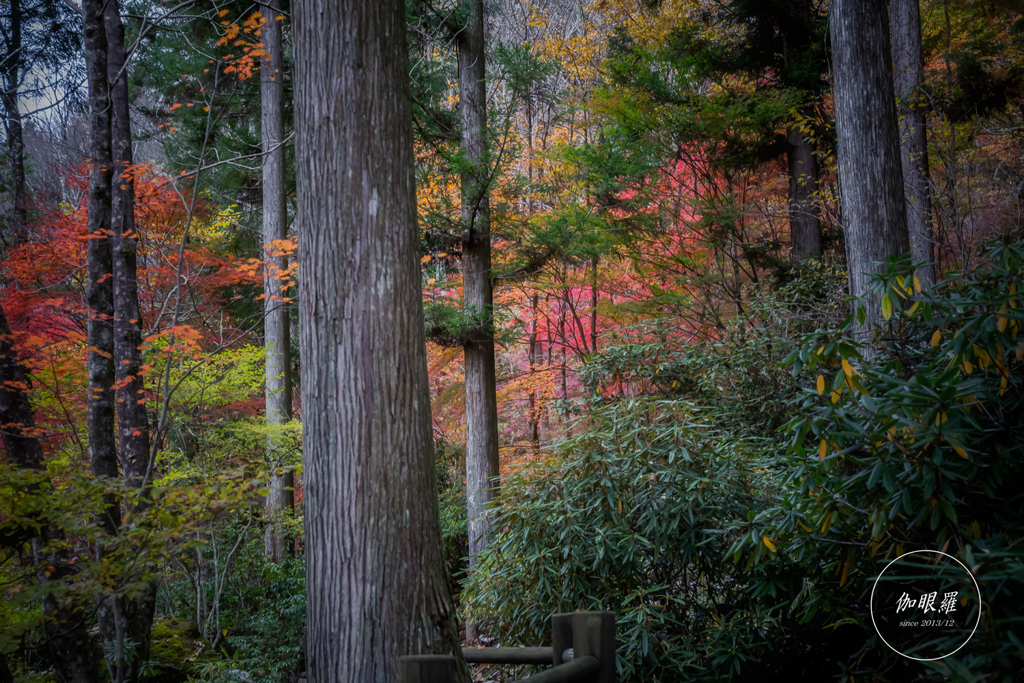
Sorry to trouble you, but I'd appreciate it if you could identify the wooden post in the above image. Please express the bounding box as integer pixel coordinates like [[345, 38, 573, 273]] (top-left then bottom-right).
[[398, 655, 456, 683], [549, 612, 616, 682], [551, 613, 574, 665]]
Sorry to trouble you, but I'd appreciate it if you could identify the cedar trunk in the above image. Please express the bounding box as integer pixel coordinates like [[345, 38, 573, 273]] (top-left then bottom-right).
[[293, 0, 467, 679], [891, 0, 936, 287], [830, 0, 910, 336], [458, 0, 500, 618], [0, 306, 99, 682], [261, 0, 295, 563], [787, 126, 821, 259]]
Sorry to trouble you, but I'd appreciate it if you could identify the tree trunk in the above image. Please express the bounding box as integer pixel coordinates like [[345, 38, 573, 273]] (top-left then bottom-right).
[[458, 0, 500, 635], [528, 293, 539, 455], [84, 1, 124, 680], [891, 0, 936, 287], [0, 305, 100, 683], [103, 2, 157, 678], [260, 0, 294, 564], [787, 126, 821, 259], [1, 0, 28, 246], [83, 0, 119, 537], [293, 0, 468, 679], [830, 0, 910, 337]]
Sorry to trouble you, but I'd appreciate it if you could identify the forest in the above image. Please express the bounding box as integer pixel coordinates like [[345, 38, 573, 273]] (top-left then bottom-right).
[[0, 0, 1022, 681]]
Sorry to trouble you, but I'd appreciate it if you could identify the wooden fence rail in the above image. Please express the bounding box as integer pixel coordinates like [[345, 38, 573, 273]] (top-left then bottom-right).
[[399, 611, 616, 683]]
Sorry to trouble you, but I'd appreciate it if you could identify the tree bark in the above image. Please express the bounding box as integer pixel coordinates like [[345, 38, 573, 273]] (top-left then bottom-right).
[[293, 0, 468, 679], [787, 126, 821, 259], [458, 0, 500, 636], [102, 2, 157, 678], [1, 0, 28, 246], [0, 305, 100, 683], [84, 1, 125, 680], [83, 0, 119, 536], [891, 0, 936, 287], [261, 0, 294, 563], [830, 0, 910, 337]]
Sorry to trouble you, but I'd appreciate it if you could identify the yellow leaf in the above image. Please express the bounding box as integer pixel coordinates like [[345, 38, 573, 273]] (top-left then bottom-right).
[[821, 511, 833, 533], [420, 255, 431, 263], [913, 274, 922, 293], [797, 520, 812, 533], [819, 439, 827, 461], [762, 536, 776, 553], [908, 301, 920, 316], [841, 359, 854, 380], [952, 443, 968, 459], [831, 388, 841, 403], [816, 375, 825, 395], [840, 553, 853, 587], [963, 359, 974, 375], [881, 293, 893, 320], [427, 278, 436, 285], [931, 330, 941, 347], [816, 345, 824, 355]]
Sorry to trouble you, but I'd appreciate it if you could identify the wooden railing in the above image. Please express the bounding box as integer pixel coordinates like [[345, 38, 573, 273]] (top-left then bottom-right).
[[399, 611, 616, 683]]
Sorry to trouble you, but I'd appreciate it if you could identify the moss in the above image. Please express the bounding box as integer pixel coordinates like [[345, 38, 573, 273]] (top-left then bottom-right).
[[146, 617, 219, 682]]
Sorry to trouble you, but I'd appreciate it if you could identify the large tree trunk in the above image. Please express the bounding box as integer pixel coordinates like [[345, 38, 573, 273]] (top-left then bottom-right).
[[891, 0, 936, 287], [293, 0, 468, 679], [787, 126, 821, 259], [0, 305, 100, 683], [261, 0, 294, 563], [1, 0, 28, 246], [102, 2, 157, 679], [830, 0, 910, 338], [458, 0, 500, 638]]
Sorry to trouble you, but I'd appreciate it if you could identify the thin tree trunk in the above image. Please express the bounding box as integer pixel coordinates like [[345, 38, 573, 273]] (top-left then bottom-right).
[[891, 0, 936, 287], [1, 0, 28, 246], [590, 256, 598, 353], [830, 0, 910, 338], [0, 305, 99, 683], [102, 2, 156, 678], [458, 0, 500, 639], [293, 0, 468, 678], [787, 126, 821, 259], [528, 293, 539, 454], [260, 0, 294, 563], [84, 1, 122, 680]]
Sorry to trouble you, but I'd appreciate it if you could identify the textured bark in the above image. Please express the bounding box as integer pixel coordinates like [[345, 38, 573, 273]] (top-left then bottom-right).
[[293, 0, 468, 679], [891, 0, 936, 287], [830, 0, 910, 337], [458, 0, 500, 606], [787, 126, 821, 259], [102, 2, 157, 678], [83, 0, 119, 535], [0, 305, 100, 683], [1, 0, 28, 246], [261, 0, 294, 563]]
